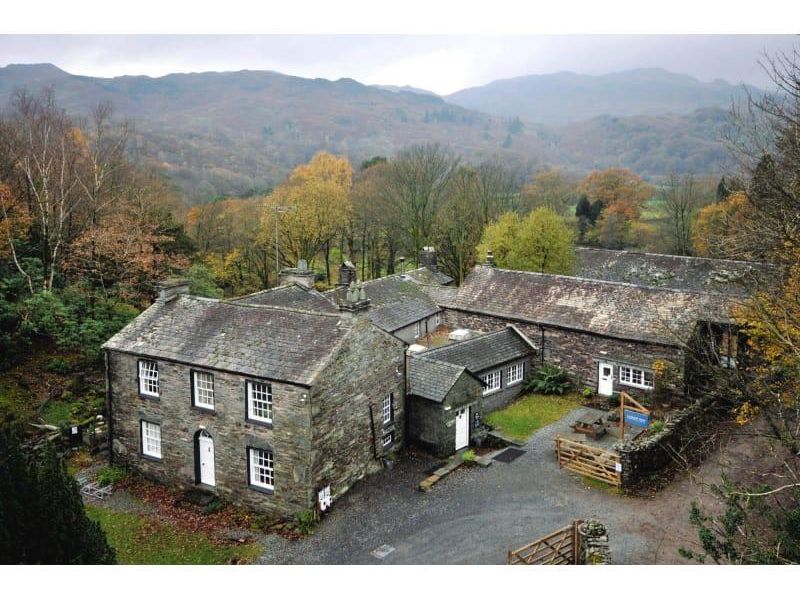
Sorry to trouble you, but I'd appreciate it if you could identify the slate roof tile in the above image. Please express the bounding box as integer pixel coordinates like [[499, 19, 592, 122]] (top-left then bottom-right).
[[438, 265, 736, 345], [102, 296, 351, 385], [419, 327, 537, 373], [406, 355, 471, 403], [574, 247, 780, 295]]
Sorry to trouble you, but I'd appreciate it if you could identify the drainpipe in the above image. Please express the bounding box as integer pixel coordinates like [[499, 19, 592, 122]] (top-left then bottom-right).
[[540, 326, 546, 366], [104, 350, 114, 466], [368, 404, 378, 460]]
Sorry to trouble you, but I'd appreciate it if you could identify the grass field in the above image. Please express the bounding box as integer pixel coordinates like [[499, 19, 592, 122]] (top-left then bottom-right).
[[85, 505, 262, 565], [485, 393, 583, 441]]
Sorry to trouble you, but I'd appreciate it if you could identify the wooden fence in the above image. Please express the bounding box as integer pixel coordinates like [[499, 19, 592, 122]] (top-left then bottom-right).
[[507, 520, 584, 565], [555, 437, 621, 487]]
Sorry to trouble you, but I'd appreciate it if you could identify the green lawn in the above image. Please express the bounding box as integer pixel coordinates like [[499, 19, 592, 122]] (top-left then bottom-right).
[[485, 393, 583, 441], [85, 505, 262, 564]]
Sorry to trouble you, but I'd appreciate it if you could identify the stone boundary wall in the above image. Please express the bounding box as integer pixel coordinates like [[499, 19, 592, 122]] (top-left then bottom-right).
[[616, 394, 720, 488]]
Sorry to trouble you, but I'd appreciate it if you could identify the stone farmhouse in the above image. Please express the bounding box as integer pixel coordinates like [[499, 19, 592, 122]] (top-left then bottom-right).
[[103, 281, 406, 519], [102, 247, 773, 517]]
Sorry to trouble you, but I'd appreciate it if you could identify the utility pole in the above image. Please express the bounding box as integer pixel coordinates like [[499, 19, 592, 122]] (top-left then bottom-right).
[[271, 205, 291, 287]]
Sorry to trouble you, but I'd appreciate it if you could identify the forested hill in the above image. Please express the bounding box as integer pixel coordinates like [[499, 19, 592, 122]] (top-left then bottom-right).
[[0, 63, 732, 203], [446, 68, 756, 124]]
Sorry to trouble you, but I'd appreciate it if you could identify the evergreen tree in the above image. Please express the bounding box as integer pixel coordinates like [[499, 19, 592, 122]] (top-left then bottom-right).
[[716, 176, 730, 202], [0, 426, 116, 564]]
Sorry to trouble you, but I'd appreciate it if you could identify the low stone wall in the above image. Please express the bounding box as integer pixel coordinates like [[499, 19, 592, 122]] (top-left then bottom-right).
[[616, 394, 720, 488]]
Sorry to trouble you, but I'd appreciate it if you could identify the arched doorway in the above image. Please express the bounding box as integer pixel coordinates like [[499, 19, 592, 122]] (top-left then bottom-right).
[[195, 430, 216, 486]]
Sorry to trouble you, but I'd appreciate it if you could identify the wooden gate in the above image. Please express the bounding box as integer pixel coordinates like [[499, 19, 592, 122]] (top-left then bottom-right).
[[555, 437, 621, 486], [507, 520, 584, 565]]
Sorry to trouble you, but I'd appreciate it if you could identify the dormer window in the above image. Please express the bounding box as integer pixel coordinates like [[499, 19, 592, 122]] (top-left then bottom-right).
[[138, 360, 160, 397]]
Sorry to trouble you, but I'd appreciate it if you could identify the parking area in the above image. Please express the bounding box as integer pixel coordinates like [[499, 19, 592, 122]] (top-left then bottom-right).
[[258, 406, 729, 565]]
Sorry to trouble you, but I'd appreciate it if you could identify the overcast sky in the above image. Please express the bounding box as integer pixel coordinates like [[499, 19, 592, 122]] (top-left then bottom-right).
[[0, 34, 796, 95]]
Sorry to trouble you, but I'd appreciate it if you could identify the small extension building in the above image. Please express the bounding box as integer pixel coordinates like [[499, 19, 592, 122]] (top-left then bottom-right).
[[102, 281, 406, 519], [406, 326, 537, 456]]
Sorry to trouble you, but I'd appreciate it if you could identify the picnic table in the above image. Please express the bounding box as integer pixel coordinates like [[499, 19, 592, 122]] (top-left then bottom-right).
[[570, 412, 608, 440]]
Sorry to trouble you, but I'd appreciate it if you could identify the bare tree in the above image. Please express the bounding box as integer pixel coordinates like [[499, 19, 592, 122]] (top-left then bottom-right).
[[384, 144, 460, 261], [661, 172, 700, 256]]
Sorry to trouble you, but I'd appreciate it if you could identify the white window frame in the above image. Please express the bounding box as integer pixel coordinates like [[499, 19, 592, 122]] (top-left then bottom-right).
[[246, 381, 273, 424], [382, 431, 394, 447], [138, 359, 160, 398], [192, 371, 215, 409], [506, 362, 525, 386], [618, 364, 654, 390], [249, 447, 274, 491], [482, 370, 502, 395], [415, 320, 422, 338], [141, 420, 162, 459], [382, 393, 393, 425]]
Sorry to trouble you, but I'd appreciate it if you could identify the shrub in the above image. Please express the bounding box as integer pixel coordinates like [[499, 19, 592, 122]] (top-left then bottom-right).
[[582, 386, 594, 398], [462, 449, 476, 462], [523, 365, 573, 395], [95, 466, 129, 487], [294, 510, 316, 535], [45, 357, 72, 375], [649, 419, 665, 434]]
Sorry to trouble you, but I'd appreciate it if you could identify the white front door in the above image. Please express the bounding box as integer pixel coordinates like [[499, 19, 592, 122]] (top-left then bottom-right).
[[598, 362, 614, 396], [455, 406, 469, 450], [199, 432, 215, 486]]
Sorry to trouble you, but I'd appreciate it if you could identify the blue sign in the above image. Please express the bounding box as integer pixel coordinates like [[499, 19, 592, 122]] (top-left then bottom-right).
[[624, 409, 650, 428]]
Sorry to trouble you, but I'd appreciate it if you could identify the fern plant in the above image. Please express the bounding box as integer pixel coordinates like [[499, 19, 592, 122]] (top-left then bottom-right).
[[523, 365, 572, 395]]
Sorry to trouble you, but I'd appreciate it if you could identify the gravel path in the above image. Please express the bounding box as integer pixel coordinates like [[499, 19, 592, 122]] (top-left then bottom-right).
[[257, 407, 719, 565]]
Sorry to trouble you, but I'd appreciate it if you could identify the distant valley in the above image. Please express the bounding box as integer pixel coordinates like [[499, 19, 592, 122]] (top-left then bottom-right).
[[0, 64, 742, 203]]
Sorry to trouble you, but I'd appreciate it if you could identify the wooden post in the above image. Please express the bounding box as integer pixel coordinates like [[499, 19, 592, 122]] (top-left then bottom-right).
[[619, 392, 625, 441]]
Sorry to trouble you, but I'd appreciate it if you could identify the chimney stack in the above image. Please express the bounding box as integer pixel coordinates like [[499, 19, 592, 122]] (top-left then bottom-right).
[[419, 246, 437, 271], [156, 279, 191, 303], [485, 250, 495, 267], [338, 260, 357, 287], [337, 282, 371, 317], [279, 259, 316, 289]]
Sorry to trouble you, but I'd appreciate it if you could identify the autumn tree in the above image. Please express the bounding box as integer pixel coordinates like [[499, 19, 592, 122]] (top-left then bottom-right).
[[681, 45, 800, 565], [261, 151, 353, 279], [477, 208, 574, 274], [521, 168, 576, 216]]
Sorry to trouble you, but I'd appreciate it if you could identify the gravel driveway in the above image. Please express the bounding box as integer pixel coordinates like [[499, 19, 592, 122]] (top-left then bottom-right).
[[258, 407, 712, 565]]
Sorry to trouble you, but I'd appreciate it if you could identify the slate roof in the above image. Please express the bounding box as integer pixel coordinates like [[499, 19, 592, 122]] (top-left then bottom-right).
[[574, 247, 780, 296], [406, 355, 478, 403], [437, 265, 736, 346], [324, 274, 441, 332], [418, 326, 537, 374], [102, 296, 351, 385], [403, 266, 454, 286], [230, 283, 336, 313]]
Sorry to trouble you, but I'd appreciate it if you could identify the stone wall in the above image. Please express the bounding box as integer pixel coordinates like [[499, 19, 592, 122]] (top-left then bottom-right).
[[616, 394, 720, 488], [393, 312, 442, 345], [442, 308, 685, 400], [406, 372, 483, 457], [107, 351, 314, 518], [308, 317, 407, 505]]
